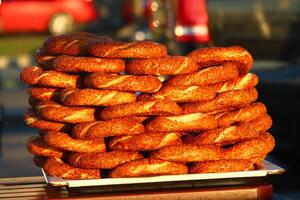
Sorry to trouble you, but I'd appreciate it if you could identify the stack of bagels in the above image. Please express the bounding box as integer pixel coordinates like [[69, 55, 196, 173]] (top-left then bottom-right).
[[21, 32, 275, 179]]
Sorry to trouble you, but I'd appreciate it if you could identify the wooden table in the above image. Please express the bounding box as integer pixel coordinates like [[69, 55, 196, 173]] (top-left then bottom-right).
[[0, 176, 273, 200]]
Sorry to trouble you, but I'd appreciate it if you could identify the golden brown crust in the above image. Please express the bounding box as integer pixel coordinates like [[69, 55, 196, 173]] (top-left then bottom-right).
[[88, 40, 167, 58], [126, 56, 198, 75], [181, 88, 258, 114], [43, 131, 106, 153], [27, 136, 63, 158], [165, 62, 239, 86], [152, 144, 222, 162], [84, 73, 162, 93], [68, 151, 143, 169], [109, 132, 182, 151], [210, 73, 258, 93], [72, 118, 144, 139], [27, 87, 61, 101], [152, 85, 216, 103], [43, 157, 100, 179], [24, 109, 72, 132], [43, 32, 112, 55], [216, 102, 267, 127], [35, 101, 95, 124], [100, 100, 182, 119], [145, 113, 217, 132], [238, 114, 272, 133], [60, 88, 136, 106], [190, 159, 255, 173], [109, 158, 188, 178], [223, 132, 275, 160], [52, 55, 125, 73], [152, 132, 275, 162], [20, 66, 80, 88], [188, 46, 253, 74]]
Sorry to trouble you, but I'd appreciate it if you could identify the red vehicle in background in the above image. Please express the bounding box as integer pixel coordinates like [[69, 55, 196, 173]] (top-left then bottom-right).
[[0, 0, 98, 35]]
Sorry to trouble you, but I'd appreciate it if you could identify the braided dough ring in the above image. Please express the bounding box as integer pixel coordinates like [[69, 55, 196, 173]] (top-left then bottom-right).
[[88, 40, 167, 58], [43, 131, 106, 153], [145, 113, 217, 132], [84, 73, 162, 93], [100, 100, 182, 119], [27, 87, 61, 101], [60, 88, 136, 106], [152, 85, 216, 103], [190, 159, 255, 174], [165, 62, 239, 87], [216, 102, 267, 127], [109, 132, 182, 151], [185, 114, 272, 146], [210, 73, 258, 93], [182, 88, 258, 114], [223, 132, 275, 160], [68, 151, 143, 169], [109, 158, 188, 178], [34, 48, 56, 69], [126, 56, 198, 75], [20, 66, 80, 88], [43, 157, 100, 179], [152, 132, 274, 162], [52, 55, 125, 73], [35, 101, 95, 123], [43, 32, 112, 55], [24, 109, 72, 132], [27, 136, 63, 158], [188, 46, 253, 74], [72, 118, 144, 139]]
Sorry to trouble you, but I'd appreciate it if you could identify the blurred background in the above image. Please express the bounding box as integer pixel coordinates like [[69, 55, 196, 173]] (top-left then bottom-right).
[[0, 0, 299, 198]]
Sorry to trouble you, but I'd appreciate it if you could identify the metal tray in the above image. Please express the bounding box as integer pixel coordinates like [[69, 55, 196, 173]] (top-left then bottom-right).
[[43, 160, 284, 188]]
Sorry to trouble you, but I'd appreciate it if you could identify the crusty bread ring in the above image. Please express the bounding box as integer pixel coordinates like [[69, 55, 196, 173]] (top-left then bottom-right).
[[27, 87, 61, 101], [35, 101, 95, 124], [145, 113, 217, 132], [185, 114, 272, 146], [109, 158, 188, 178], [24, 109, 72, 132], [100, 100, 182, 119], [20, 66, 80, 88], [43, 131, 106, 153], [188, 46, 253, 74], [165, 62, 239, 87], [27, 136, 63, 158], [28, 96, 39, 107], [151, 144, 222, 162], [68, 151, 143, 169], [60, 88, 136, 106], [152, 132, 274, 162], [181, 88, 258, 114], [72, 118, 144, 139], [190, 159, 255, 174], [88, 40, 167, 58], [152, 85, 216, 103], [238, 114, 272, 133], [43, 157, 100, 179], [109, 132, 182, 151], [52, 55, 125, 73], [223, 132, 275, 160], [34, 48, 56, 69], [84, 73, 162, 93], [216, 102, 267, 127], [126, 56, 198, 75], [43, 32, 112, 55], [210, 73, 258, 93]]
